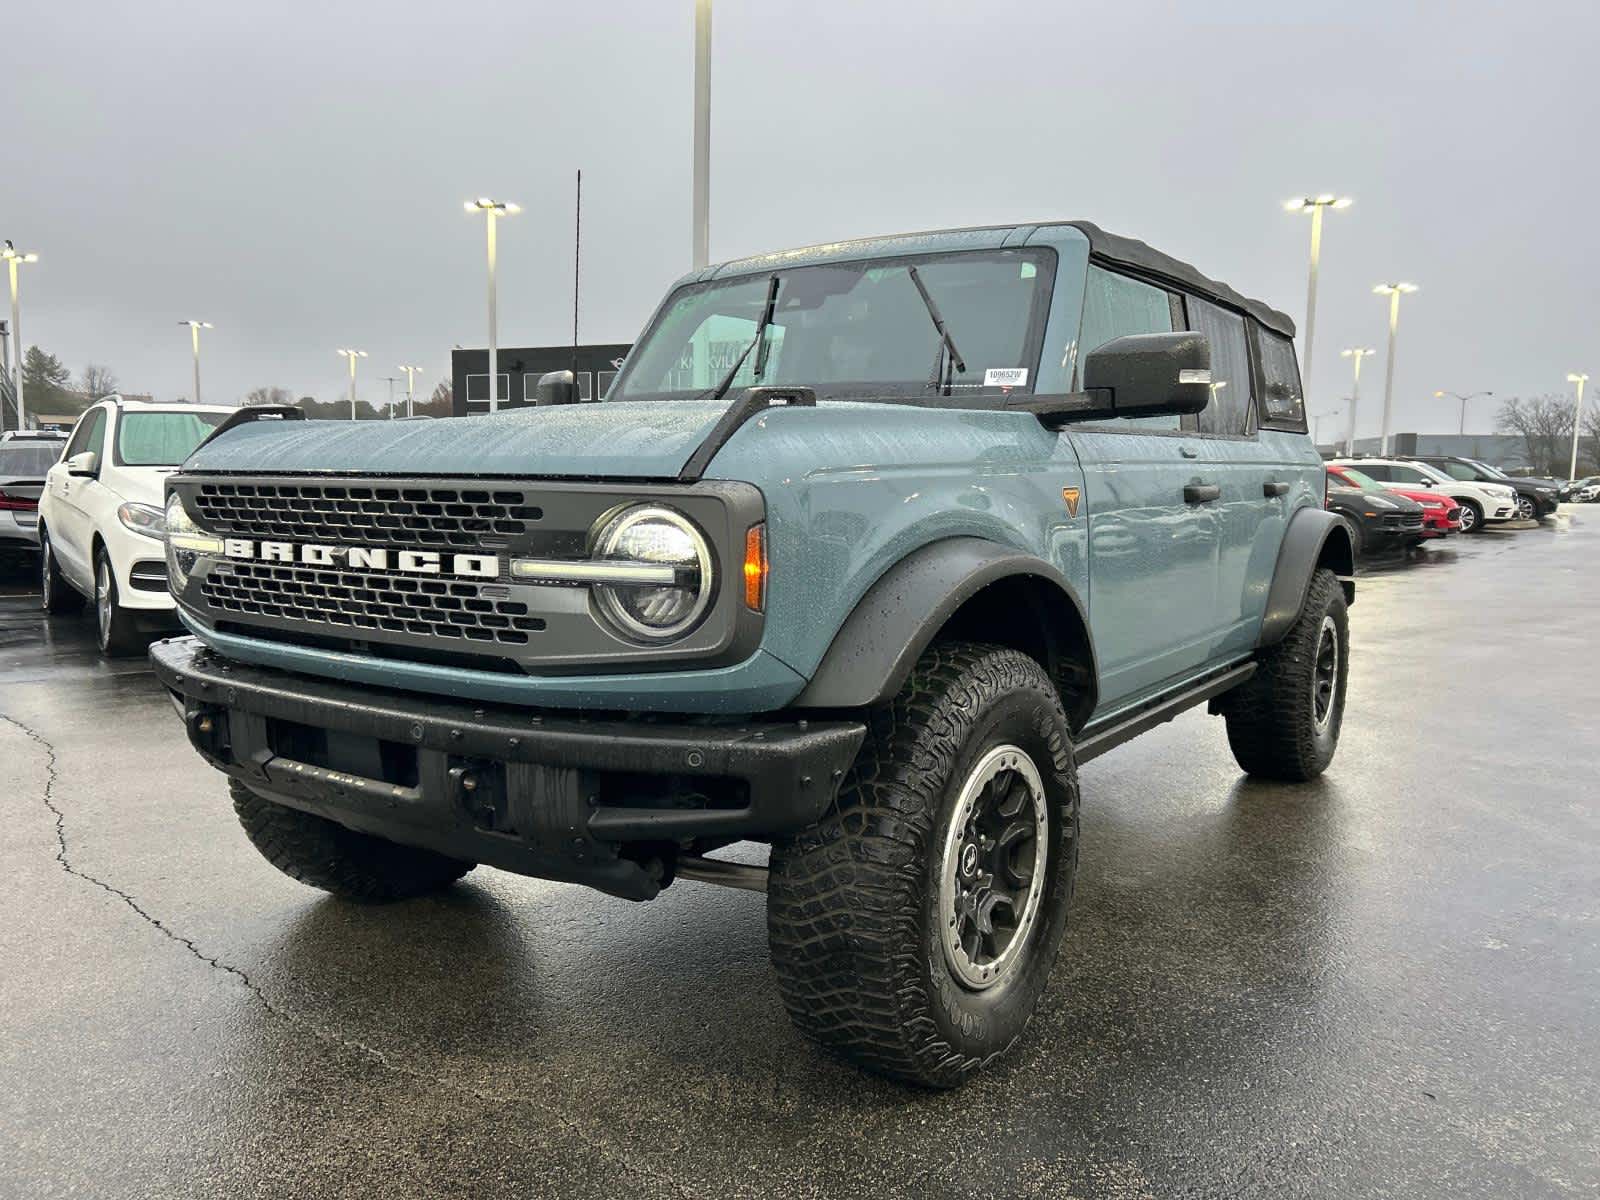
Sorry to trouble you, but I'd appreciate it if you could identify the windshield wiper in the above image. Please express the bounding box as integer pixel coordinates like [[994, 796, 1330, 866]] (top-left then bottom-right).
[[906, 264, 966, 396], [704, 274, 781, 406]]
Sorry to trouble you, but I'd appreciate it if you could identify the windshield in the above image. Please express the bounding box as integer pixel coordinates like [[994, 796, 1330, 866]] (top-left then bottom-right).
[[1465, 458, 1507, 479], [610, 249, 1054, 404], [117, 411, 227, 466], [0, 444, 63, 477], [1333, 466, 1385, 490]]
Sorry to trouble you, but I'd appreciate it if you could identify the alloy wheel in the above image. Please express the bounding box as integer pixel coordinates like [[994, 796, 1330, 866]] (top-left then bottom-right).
[[39, 539, 51, 608], [1313, 615, 1339, 733], [96, 557, 113, 646], [1459, 504, 1477, 532], [938, 744, 1049, 991], [1516, 496, 1534, 521]]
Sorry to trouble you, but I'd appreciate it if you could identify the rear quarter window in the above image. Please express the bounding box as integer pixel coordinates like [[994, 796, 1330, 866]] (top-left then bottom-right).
[[1256, 327, 1306, 429]]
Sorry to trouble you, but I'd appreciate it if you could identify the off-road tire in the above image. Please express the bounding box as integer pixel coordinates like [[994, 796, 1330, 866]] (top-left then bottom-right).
[[1223, 567, 1348, 782], [1459, 498, 1484, 533], [767, 642, 1079, 1088], [39, 529, 83, 615], [231, 780, 473, 902], [94, 546, 144, 657]]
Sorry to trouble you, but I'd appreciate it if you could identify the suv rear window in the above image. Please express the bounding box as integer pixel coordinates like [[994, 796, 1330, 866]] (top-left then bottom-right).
[[0, 444, 63, 476]]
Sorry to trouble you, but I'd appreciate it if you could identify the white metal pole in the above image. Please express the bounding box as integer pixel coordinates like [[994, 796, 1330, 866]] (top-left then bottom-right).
[[406, 367, 415, 418], [1346, 353, 1365, 455], [692, 0, 712, 269], [8, 259, 23, 429], [348, 353, 358, 421], [191, 323, 202, 404], [1380, 291, 1401, 455], [487, 209, 499, 413], [1570, 376, 1588, 482], [1303, 204, 1323, 400]]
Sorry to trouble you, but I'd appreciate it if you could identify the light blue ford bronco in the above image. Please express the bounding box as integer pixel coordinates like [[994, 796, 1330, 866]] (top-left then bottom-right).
[[154, 221, 1354, 1087]]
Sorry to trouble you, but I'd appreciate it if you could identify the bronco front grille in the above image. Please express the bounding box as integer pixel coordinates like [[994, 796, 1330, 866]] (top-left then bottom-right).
[[190, 481, 544, 550], [201, 560, 546, 645]]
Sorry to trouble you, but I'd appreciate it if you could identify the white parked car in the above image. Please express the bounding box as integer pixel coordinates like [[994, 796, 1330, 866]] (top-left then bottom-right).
[[38, 397, 233, 654], [1330, 457, 1518, 534]]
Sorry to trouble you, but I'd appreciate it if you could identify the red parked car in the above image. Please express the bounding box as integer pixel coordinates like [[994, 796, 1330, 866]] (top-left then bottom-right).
[[1326, 464, 1462, 537]]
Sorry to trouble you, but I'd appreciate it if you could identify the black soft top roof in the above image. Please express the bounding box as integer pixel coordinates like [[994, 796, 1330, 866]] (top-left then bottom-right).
[[1066, 221, 1295, 339]]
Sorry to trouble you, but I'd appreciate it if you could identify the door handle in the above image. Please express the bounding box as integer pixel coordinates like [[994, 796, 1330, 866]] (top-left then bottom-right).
[[1179, 446, 1200, 459], [1263, 480, 1290, 498], [1184, 483, 1221, 504]]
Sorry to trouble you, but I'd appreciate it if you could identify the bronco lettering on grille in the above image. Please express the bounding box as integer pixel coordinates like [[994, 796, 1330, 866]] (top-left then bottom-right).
[[221, 539, 500, 578]]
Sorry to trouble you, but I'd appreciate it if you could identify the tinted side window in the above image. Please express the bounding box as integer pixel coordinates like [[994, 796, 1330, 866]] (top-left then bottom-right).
[[1359, 463, 1391, 481], [1388, 465, 1429, 484], [1188, 298, 1254, 437], [1077, 265, 1177, 429], [1441, 462, 1477, 481], [1256, 328, 1305, 428], [64, 409, 105, 460]]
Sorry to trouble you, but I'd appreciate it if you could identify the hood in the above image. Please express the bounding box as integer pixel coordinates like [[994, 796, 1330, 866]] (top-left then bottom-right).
[[183, 400, 737, 480], [110, 466, 176, 506]]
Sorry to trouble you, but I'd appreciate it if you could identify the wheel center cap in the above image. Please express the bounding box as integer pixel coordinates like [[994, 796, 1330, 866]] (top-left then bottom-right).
[[960, 843, 979, 876]]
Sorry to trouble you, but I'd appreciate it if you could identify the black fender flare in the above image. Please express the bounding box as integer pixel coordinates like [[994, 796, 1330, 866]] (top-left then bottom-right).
[[791, 536, 1096, 719], [1259, 506, 1355, 648]]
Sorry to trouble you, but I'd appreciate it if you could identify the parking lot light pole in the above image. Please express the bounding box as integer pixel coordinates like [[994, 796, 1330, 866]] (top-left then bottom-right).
[[1568, 373, 1589, 481], [1373, 282, 1418, 455], [1434, 389, 1493, 436], [1340, 348, 1375, 455], [1285, 195, 1351, 400], [337, 348, 367, 420], [466, 198, 519, 414], [3, 242, 39, 428], [399, 364, 424, 418], [693, 0, 712, 269], [180, 321, 212, 404]]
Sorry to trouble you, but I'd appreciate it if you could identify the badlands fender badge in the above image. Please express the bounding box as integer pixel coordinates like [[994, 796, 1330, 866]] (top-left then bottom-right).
[[1061, 486, 1081, 518]]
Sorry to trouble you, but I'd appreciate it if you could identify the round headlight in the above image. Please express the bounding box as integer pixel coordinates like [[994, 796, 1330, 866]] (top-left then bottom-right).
[[592, 506, 714, 642], [164, 492, 221, 593]]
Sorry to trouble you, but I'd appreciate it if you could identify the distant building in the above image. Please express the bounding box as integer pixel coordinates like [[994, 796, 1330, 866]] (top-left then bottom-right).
[[1337, 432, 1533, 469], [450, 343, 631, 418]]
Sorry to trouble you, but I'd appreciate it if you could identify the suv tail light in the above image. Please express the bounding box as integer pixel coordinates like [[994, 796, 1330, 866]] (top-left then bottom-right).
[[0, 489, 38, 512]]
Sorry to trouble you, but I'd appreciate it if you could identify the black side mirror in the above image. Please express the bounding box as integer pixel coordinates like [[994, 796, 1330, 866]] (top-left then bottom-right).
[[1082, 332, 1212, 419], [533, 370, 578, 406]]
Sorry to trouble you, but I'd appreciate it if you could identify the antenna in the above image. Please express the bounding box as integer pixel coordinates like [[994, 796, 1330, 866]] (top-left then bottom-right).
[[572, 168, 582, 385]]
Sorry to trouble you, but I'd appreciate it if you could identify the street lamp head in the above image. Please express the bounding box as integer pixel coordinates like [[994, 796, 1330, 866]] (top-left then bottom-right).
[[2, 243, 39, 263], [1374, 282, 1418, 296], [1342, 347, 1376, 358], [337, 348, 368, 359], [1569, 373, 1590, 384], [399, 363, 425, 372], [179, 320, 213, 329], [1285, 195, 1353, 213], [466, 198, 520, 215]]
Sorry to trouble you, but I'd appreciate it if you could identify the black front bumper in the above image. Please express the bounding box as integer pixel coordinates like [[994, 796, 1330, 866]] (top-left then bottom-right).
[[151, 637, 865, 900]]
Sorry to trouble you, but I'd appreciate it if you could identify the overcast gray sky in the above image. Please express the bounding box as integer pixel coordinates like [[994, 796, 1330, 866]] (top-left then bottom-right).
[[5, 0, 1596, 437]]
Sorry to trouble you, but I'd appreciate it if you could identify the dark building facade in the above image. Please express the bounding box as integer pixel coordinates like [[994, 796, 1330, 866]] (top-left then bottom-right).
[[450, 343, 632, 417]]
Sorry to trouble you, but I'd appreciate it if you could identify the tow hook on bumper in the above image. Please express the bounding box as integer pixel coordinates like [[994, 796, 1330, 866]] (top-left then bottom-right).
[[150, 636, 866, 901]]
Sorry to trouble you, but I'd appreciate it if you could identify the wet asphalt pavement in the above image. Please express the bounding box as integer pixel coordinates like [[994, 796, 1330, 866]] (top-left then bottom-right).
[[2, 515, 1597, 1200]]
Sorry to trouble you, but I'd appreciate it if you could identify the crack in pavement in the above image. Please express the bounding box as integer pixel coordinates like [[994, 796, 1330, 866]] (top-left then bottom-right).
[[1, 711, 704, 1200]]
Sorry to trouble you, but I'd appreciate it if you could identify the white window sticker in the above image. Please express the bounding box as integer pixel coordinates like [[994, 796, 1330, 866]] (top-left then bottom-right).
[[984, 367, 1029, 388]]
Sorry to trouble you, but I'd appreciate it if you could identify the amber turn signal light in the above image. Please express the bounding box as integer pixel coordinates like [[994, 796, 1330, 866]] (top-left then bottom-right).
[[743, 524, 768, 611]]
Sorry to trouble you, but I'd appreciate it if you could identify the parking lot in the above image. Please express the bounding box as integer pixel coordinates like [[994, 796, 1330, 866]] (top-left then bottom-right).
[[1, 515, 1596, 1199]]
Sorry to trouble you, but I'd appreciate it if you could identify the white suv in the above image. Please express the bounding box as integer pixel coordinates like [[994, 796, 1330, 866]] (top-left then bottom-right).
[[38, 397, 232, 654], [1330, 456, 1518, 534]]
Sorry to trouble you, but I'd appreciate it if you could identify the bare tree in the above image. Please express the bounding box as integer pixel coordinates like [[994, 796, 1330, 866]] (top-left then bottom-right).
[[1496, 394, 1573, 477], [80, 364, 119, 400], [416, 379, 453, 417], [243, 385, 294, 407]]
